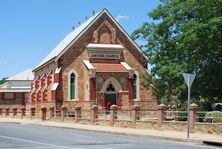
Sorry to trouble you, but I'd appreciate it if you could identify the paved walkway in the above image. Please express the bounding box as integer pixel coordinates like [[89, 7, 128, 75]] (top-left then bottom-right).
[[0, 118, 221, 145]]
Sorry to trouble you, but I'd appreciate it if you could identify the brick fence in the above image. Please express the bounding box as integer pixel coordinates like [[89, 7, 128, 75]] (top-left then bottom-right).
[[0, 103, 222, 134]]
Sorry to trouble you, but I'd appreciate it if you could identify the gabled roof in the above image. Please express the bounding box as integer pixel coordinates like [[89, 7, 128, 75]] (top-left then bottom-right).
[[7, 69, 34, 81], [34, 8, 147, 71]]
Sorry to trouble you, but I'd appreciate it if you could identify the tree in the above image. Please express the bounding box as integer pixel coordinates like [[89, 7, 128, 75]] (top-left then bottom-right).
[[133, 0, 222, 107], [0, 77, 7, 85]]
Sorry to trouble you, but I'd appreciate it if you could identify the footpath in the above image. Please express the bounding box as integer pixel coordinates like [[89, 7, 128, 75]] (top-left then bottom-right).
[[0, 118, 221, 146]]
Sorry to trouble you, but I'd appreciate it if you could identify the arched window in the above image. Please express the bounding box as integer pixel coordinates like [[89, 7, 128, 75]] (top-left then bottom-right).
[[70, 73, 75, 99], [133, 74, 137, 99]]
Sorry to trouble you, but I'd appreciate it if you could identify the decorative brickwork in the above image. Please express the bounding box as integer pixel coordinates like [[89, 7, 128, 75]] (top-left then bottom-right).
[[27, 10, 157, 115]]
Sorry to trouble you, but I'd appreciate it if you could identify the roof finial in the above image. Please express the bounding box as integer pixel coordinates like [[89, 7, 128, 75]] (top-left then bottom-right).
[[72, 26, 75, 30], [78, 22, 81, 25], [85, 16, 88, 20], [92, 10, 95, 16]]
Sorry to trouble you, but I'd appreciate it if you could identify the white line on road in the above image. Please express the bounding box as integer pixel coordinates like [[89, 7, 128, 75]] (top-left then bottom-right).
[[0, 135, 83, 149]]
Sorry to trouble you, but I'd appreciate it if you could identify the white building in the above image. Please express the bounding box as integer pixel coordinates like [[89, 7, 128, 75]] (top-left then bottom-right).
[[0, 69, 34, 109]]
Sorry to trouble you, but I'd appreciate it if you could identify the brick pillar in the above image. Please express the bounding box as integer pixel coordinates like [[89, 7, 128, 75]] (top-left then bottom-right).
[[128, 79, 133, 101], [91, 105, 98, 124], [166, 105, 172, 119], [110, 105, 118, 126], [21, 106, 25, 119], [89, 78, 96, 101], [74, 106, 81, 122], [158, 104, 166, 127], [190, 103, 198, 131], [12, 108, 15, 118], [131, 105, 140, 125], [49, 106, 54, 120], [5, 108, 9, 117], [0, 108, 2, 117], [61, 106, 67, 121], [12, 108, 14, 118], [171, 105, 177, 121], [54, 72, 59, 83], [30, 106, 35, 119], [40, 106, 47, 121]]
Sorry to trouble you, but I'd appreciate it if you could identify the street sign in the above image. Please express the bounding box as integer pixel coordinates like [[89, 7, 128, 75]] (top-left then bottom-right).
[[183, 73, 196, 88], [183, 73, 196, 139]]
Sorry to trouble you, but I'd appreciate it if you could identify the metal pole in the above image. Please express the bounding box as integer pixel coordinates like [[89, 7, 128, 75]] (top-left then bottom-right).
[[187, 76, 191, 139], [95, 73, 98, 105]]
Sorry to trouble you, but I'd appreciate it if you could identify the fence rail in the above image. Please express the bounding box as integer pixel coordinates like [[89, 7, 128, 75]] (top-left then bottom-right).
[[0, 104, 222, 125]]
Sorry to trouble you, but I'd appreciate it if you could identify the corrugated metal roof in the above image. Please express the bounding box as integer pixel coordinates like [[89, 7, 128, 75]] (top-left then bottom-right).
[[92, 63, 128, 72], [7, 69, 34, 81], [35, 9, 103, 69], [34, 8, 148, 71]]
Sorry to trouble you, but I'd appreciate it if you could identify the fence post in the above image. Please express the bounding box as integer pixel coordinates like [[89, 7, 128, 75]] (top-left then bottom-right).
[[74, 106, 81, 122], [40, 106, 47, 121], [12, 107, 16, 118], [110, 105, 117, 126], [190, 103, 198, 131], [61, 106, 67, 121], [91, 105, 98, 124], [131, 105, 140, 125], [49, 106, 54, 120], [21, 106, 25, 119], [30, 106, 35, 119], [158, 104, 166, 127], [5, 108, 9, 117], [171, 105, 177, 121]]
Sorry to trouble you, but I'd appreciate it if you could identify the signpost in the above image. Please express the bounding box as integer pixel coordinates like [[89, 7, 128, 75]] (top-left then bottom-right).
[[183, 73, 196, 139]]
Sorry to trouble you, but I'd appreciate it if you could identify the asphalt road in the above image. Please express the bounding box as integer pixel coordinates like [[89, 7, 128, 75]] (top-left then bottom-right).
[[0, 123, 218, 149]]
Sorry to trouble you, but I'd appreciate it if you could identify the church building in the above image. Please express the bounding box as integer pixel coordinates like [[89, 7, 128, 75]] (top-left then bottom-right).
[[27, 9, 157, 117]]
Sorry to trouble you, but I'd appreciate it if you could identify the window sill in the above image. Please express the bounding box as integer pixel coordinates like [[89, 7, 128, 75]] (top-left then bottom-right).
[[67, 99, 79, 101]]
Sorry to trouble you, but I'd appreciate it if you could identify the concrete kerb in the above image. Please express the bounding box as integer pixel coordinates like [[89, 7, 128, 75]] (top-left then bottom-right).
[[40, 124, 194, 144], [0, 118, 211, 145]]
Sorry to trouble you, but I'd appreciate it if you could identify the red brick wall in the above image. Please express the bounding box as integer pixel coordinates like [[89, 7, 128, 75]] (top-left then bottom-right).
[[29, 13, 157, 111]]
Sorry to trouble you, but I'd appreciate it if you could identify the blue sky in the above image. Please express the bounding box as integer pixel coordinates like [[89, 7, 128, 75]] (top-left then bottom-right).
[[0, 0, 159, 78]]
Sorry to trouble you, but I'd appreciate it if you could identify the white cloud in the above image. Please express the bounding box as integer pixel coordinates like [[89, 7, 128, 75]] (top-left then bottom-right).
[[115, 15, 129, 22]]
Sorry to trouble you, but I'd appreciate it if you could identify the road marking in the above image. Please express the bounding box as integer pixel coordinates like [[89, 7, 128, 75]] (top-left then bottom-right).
[[0, 135, 83, 149]]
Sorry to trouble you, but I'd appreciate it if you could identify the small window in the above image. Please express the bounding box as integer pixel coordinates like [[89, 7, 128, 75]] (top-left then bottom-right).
[[4, 93, 15, 100], [133, 74, 137, 99], [70, 73, 75, 99]]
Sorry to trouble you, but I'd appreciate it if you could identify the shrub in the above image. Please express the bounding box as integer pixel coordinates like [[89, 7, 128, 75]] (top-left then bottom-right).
[[213, 113, 222, 123], [204, 111, 221, 123]]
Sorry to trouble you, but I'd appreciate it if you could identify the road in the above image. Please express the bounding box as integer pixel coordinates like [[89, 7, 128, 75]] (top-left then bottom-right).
[[0, 123, 218, 149]]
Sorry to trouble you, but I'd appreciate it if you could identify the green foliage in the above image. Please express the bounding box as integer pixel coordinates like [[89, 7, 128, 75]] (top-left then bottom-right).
[[192, 97, 221, 111], [140, 72, 157, 95], [133, 0, 222, 109], [0, 77, 7, 85], [204, 111, 222, 123], [213, 113, 222, 123]]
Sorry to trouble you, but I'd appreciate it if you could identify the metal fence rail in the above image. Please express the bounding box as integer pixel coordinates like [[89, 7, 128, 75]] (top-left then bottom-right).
[[97, 110, 109, 120], [80, 110, 91, 120], [163, 111, 188, 121], [196, 111, 222, 123], [138, 109, 158, 121], [117, 109, 131, 121]]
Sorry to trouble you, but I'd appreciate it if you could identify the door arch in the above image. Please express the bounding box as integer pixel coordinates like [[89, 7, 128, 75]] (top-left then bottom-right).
[[105, 83, 117, 111], [101, 77, 122, 111], [101, 77, 122, 92]]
